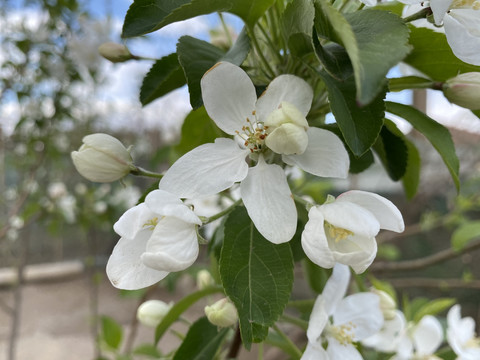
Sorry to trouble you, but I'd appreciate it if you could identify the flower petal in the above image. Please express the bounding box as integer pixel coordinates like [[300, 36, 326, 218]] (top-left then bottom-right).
[[142, 217, 199, 272], [145, 190, 201, 225], [159, 138, 249, 198], [444, 10, 480, 66], [322, 263, 351, 315], [106, 231, 168, 290], [307, 295, 329, 344], [362, 310, 406, 353], [240, 156, 297, 244], [333, 293, 384, 341], [326, 339, 363, 360], [328, 233, 378, 274], [413, 315, 443, 356], [301, 207, 336, 270], [430, 0, 453, 24], [113, 203, 156, 239], [256, 75, 313, 121], [301, 341, 329, 360], [283, 127, 349, 178], [336, 190, 404, 233], [201, 62, 257, 134]]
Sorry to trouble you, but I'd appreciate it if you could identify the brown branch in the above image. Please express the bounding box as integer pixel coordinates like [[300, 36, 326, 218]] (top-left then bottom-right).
[[227, 325, 242, 359], [371, 238, 480, 273], [386, 278, 480, 290]]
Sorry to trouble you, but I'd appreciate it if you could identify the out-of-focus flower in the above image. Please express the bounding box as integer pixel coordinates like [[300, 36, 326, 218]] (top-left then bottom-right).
[[48, 182, 67, 199], [196, 269, 215, 290], [204, 298, 238, 327], [71, 133, 134, 183], [301, 191, 404, 273], [98, 42, 133, 63], [363, 310, 406, 353], [443, 72, 480, 110], [447, 304, 480, 360], [137, 300, 173, 327]]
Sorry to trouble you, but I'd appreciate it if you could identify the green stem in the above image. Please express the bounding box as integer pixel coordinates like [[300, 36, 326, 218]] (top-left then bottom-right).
[[403, 7, 432, 23], [280, 314, 309, 330], [248, 25, 276, 79], [293, 194, 314, 211], [202, 199, 242, 224], [257, 22, 284, 64], [388, 77, 443, 92], [272, 324, 303, 359], [217, 12, 233, 47], [130, 166, 163, 179]]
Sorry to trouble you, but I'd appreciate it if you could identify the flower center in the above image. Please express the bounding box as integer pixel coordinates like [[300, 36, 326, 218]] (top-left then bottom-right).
[[236, 116, 268, 153], [143, 217, 160, 230], [465, 336, 480, 348], [325, 222, 354, 242], [324, 322, 356, 345], [451, 0, 480, 9]]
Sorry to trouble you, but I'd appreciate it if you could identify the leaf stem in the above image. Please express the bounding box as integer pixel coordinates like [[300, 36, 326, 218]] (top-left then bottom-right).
[[247, 25, 276, 79], [403, 7, 433, 23], [217, 12, 233, 47], [279, 314, 309, 330], [130, 166, 164, 179], [272, 324, 303, 359], [202, 199, 242, 224]]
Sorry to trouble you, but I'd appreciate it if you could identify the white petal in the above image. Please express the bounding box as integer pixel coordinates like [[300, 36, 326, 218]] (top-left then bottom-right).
[[301, 342, 329, 360], [322, 263, 351, 315], [145, 190, 201, 225], [333, 293, 384, 341], [240, 156, 297, 244], [447, 305, 476, 350], [444, 10, 480, 66], [336, 190, 404, 232], [256, 75, 313, 121], [201, 62, 257, 134], [430, 0, 453, 24], [413, 315, 443, 356], [307, 296, 329, 345], [301, 207, 336, 269], [283, 127, 349, 178], [159, 138, 249, 198], [113, 203, 156, 239], [142, 217, 199, 272], [106, 231, 168, 290], [328, 233, 378, 274], [326, 339, 363, 360], [362, 310, 406, 353]]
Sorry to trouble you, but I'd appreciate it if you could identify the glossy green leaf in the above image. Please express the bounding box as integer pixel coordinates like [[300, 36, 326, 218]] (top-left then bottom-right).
[[221, 27, 250, 65], [319, 71, 385, 156], [155, 286, 223, 344], [122, 0, 275, 38], [282, 0, 315, 57], [172, 317, 229, 360], [452, 221, 480, 252], [404, 26, 480, 81], [220, 206, 294, 349], [140, 53, 186, 106], [101, 316, 123, 350], [402, 136, 421, 199], [373, 120, 407, 181], [313, 31, 353, 81], [413, 298, 456, 323], [386, 101, 460, 191]]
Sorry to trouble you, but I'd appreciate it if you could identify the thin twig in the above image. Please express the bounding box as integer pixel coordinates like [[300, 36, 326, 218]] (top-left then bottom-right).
[[227, 325, 242, 359]]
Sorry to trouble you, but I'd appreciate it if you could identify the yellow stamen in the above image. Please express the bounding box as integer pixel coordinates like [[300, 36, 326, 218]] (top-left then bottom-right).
[[143, 217, 159, 230], [325, 222, 354, 242], [324, 322, 356, 345]]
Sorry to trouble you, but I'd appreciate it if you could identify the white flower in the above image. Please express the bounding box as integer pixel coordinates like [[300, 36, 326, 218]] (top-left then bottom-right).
[[204, 298, 238, 327], [137, 300, 173, 327], [393, 315, 443, 360], [106, 190, 202, 290], [159, 62, 349, 244], [363, 310, 406, 353], [71, 133, 134, 183], [301, 190, 404, 273], [196, 269, 215, 290], [447, 304, 480, 360], [302, 264, 384, 360]]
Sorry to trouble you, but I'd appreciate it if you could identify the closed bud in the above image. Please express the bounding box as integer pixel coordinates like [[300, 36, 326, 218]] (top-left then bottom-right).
[[196, 269, 215, 290], [265, 101, 309, 155], [98, 42, 133, 63], [443, 72, 480, 110], [71, 133, 134, 183], [137, 300, 173, 327], [371, 288, 397, 321], [204, 298, 238, 327]]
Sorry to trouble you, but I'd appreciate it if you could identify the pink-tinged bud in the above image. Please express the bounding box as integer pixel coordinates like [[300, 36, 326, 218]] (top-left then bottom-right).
[[443, 72, 480, 110], [98, 42, 133, 63]]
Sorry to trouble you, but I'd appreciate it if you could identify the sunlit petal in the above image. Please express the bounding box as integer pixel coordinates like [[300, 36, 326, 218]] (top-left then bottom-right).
[[145, 190, 201, 225]]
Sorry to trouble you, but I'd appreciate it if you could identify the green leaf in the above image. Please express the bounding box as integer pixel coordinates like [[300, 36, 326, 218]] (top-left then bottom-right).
[[133, 344, 161, 358], [221, 27, 251, 65], [413, 298, 456, 323], [368, 277, 397, 305], [155, 286, 223, 344], [172, 317, 229, 360], [404, 26, 480, 81], [313, 31, 353, 80], [386, 101, 460, 191], [373, 120, 407, 181], [140, 53, 186, 106], [402, 136, 421, 199], [220, 206, 294, 349], [315, 0, 410, 104], [173, 106, 223, 159], [451, 221, 480, 252], [319, 71, 385, 156], [122, 0, 275, 38], [101, 316, 123, 350], [282, 0, 315, 57]]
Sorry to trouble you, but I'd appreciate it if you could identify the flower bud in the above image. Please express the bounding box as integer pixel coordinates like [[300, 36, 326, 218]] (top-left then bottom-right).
[[443, 72, 480, 110], [71, 133, 134, 183], [137, 300, 173, 328], [371, 289, 397, 321], [204, 298, 238, 327], [265, 101, 309, 155], [196, 269, 215, 290], [98, 42, 133, 63]]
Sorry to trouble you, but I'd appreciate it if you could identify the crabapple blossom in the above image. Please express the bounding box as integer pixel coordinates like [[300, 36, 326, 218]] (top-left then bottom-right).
[[301, 190, 404, 273], [106, 190, 202, 290], [159, 62, 349, 244], [447, 304, 480, 360]]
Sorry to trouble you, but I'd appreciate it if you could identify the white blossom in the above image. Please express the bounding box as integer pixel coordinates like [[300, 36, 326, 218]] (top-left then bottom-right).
[[447, 304, 480, 360], [137, 300, 173, 327]]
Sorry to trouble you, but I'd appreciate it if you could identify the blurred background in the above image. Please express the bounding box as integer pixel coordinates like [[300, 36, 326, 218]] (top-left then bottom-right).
[[1, 0, 480, 359]]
